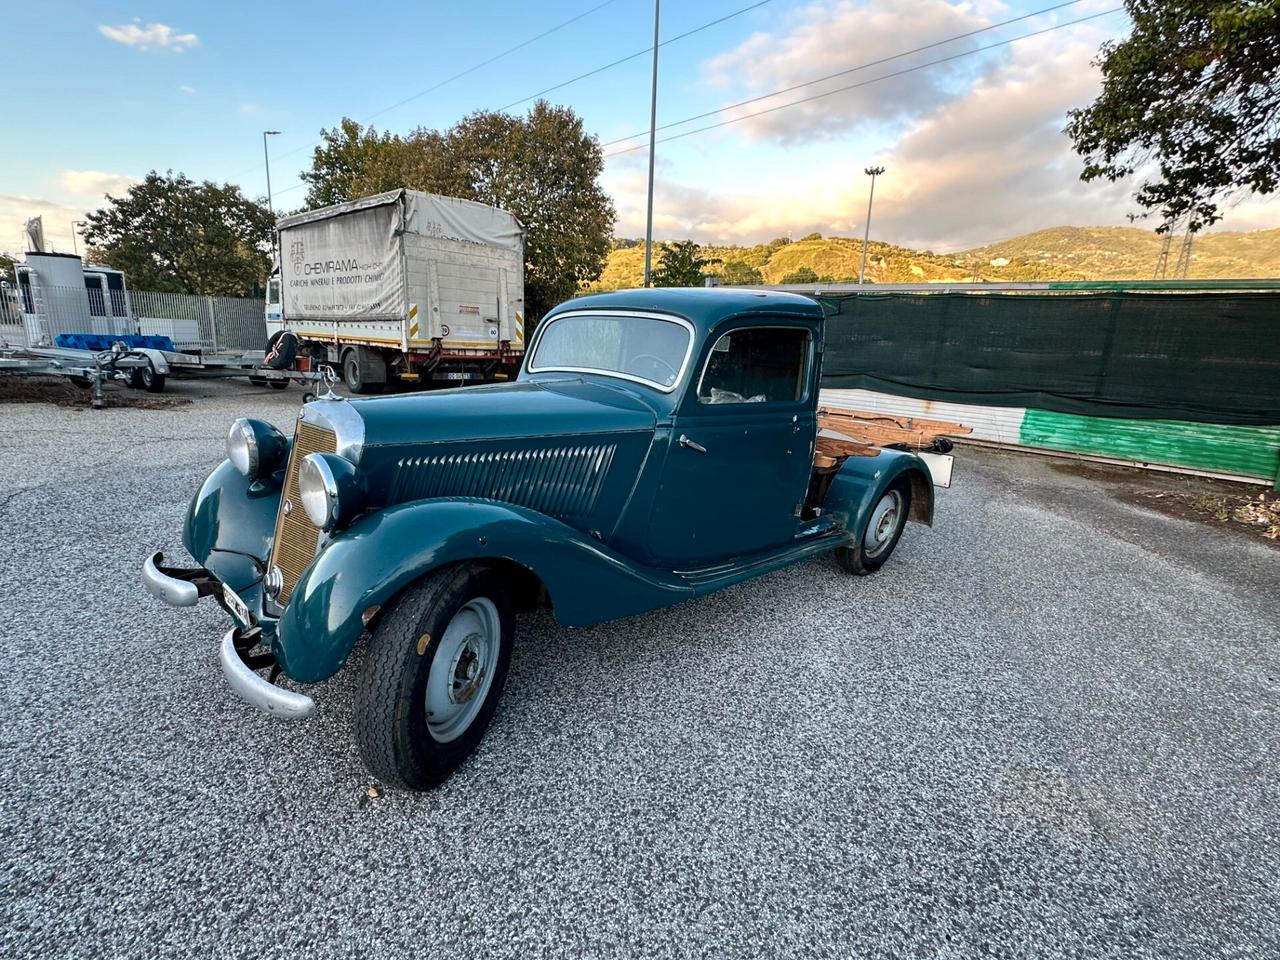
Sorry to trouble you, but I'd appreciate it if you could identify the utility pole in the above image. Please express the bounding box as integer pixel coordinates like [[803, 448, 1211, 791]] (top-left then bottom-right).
[[263, 130, 281, 265], [642, 0, 661, 287], [858, 165, 884, 285]]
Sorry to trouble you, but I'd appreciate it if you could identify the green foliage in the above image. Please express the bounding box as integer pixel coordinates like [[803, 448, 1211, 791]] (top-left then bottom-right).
[[718, 260, 765, 285], [82, 171, 273, 296], [799, 232, 823, 242], [651, 240, 721, 287], [780, 266, 834, 284], [1066, 0, 1280, 231], [0, 253, 14, 284], [298, 103, 614, 318]]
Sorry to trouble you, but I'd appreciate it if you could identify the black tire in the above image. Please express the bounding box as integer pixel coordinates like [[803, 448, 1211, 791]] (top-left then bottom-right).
[[264, 331, 298, 370], [248, 374, 269, 387], [269, 380, 289, 390], [355, 564, 515, 790], [342, 351, 383, 394], [836, 477, 911, 575], [128, 368, 145, 389], [139, 363, 166, 393]]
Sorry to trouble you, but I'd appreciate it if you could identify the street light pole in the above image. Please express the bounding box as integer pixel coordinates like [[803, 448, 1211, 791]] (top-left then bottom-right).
[[70, 220, 86, 257], [263, 130, 281, 265], [642, 0, 661, 288], [858, 165, 885, 285]]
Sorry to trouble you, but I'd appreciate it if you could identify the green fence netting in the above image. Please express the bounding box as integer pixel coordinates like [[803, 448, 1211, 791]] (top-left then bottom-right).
[[817, 292, 1280, 426]]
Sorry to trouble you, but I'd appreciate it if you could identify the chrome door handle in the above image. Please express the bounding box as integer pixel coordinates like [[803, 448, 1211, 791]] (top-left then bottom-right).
[[678, 434, 707, 454]]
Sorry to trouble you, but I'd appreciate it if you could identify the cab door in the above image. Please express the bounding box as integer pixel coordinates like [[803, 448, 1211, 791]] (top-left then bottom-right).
[[646, 322, 817, 567]]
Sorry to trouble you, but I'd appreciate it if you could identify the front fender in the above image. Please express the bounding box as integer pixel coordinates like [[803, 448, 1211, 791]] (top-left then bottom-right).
[[273, 499, 692, 683], [822, 449, 934, 535], [183, 459, 282, 591]]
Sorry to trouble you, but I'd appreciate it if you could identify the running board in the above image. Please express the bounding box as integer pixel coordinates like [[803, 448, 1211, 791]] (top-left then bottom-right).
[[676, 528, 851, 594]]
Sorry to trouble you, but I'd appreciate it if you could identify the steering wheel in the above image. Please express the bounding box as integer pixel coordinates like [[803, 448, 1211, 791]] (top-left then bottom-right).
[[629, 353, 678, 384]]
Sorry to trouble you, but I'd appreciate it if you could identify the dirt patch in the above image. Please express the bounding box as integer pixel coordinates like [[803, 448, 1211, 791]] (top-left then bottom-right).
[[0, 374, 191, 409], [1118, 486, 1279, 547], [1047, 458, 1279, 547]]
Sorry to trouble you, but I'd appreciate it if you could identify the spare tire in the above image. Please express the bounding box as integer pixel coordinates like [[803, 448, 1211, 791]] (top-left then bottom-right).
[[264, 331, 298, 370]]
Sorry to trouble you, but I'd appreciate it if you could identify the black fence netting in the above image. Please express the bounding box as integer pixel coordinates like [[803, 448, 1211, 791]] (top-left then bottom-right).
[[816, 292, 1280, 425]]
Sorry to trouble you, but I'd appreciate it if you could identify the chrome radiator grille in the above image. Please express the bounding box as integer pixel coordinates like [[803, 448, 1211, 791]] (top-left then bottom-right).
[[270, 420, 337, 605], [389, 443, 617, 519]]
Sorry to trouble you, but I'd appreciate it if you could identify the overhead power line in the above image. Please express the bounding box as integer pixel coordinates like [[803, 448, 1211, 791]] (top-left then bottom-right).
[[495, 0, 778, 112], [600, 0, 1090, 149], [224, 0, 623, 183], [602, 7, 1124, 159]]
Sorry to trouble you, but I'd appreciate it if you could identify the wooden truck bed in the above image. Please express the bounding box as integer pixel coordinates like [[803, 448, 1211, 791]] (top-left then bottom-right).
[[813, 405, 973, 468]]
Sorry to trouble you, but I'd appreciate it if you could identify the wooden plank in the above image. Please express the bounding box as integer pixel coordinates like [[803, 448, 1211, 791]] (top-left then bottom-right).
[[818, 404, 972, 450]]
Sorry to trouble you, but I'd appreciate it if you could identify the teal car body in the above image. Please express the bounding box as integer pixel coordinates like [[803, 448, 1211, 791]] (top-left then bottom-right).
[[151, 288, 937, 706]]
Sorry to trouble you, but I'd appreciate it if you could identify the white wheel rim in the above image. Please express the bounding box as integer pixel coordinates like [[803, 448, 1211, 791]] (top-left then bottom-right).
[[863, 490, 902, 558], [424, 597, 500, 743]]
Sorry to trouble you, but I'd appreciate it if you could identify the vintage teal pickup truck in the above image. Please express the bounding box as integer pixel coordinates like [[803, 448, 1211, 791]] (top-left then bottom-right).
[[144, 288, 950, 789]]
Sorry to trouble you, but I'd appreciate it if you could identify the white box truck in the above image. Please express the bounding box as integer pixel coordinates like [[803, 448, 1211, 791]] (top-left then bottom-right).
[[265, 189, 525, 392]]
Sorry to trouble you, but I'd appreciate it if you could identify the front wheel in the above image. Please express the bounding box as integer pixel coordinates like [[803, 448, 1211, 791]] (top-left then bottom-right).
[[355, 564, 514, 790], [836, 478, 911, 575]]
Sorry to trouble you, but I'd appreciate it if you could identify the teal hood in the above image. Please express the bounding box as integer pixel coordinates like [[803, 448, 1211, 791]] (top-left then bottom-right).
[[349, 377, 658, 449]]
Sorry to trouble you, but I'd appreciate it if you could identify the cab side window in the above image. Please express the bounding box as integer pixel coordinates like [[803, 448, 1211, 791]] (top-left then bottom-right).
[[698, 327, 810, 404]]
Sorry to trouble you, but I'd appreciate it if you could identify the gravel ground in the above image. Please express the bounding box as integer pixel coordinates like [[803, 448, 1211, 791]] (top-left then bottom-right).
[[1, 377, 1277, 959]]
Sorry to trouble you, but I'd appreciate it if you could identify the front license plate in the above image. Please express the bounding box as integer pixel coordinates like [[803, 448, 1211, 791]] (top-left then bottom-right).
[[440, 371, 477, 380], [222, 583, 252, 627], [917, 451, 955, 488]]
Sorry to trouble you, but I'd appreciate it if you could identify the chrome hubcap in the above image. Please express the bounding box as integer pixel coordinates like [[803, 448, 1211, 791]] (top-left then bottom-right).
[[424, 597, 500, 743], [863, 490, 902, 558]]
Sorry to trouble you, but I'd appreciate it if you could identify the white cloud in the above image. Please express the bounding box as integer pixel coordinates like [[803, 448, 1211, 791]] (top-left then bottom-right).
[[60, 170, 138, 198], [98, 22, 199, 53], [179, 84, 197, 94], [701, 0, 996, 144]]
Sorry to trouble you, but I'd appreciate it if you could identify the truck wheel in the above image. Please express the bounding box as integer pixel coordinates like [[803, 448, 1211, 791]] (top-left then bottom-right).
[[355, 563, 515, 790], [342, 352, 383, 394], [836, 478, 911, 575]]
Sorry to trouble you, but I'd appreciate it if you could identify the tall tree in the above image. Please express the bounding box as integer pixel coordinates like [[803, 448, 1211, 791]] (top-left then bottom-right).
[[298, 102, 615, 318], [718, 260, 765, 284], [651, 240, 721, 287], [1066, 0, 1280, 231], [82, 172, 273, 296]]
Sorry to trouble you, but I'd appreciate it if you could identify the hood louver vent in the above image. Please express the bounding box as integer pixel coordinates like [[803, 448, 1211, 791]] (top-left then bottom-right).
[[390, 443, 618, 519]]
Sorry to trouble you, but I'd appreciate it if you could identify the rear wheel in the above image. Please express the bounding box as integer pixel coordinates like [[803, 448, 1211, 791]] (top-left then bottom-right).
[[836, 478, 911, 575], [355, 564, 514, 790], [342, 351, 383, 394]]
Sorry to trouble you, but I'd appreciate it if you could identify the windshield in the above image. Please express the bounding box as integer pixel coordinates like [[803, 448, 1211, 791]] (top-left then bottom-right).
[[528, 313, 692, 390]]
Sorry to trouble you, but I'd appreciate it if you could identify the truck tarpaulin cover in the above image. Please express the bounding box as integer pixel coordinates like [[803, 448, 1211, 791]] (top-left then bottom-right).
[[817, 292, 1280, 426], [275, 189, 522, 322]]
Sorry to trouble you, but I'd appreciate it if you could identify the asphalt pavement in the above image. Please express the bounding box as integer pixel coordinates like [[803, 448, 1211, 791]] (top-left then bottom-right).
[[1, 377, 1277, 959]]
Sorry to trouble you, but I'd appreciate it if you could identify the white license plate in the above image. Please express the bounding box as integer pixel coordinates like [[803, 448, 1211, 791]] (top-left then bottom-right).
[[222, 583, 252, 627], [440, 372, 477, 380], [917, 451, 954, 488]]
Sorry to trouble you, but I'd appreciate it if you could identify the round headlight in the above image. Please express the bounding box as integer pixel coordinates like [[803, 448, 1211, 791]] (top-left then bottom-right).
[[298, 454, 338, 530], [226, 419, 258, 477], [226, 418, 287, 479], [298, 452, 361, 531]]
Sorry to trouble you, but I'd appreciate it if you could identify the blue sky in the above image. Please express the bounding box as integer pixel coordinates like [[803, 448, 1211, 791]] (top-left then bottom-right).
[[4, 0, 1275, 256]]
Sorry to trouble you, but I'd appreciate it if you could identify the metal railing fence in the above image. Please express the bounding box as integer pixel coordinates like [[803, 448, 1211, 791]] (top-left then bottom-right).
[[4, 284, 266, 353]]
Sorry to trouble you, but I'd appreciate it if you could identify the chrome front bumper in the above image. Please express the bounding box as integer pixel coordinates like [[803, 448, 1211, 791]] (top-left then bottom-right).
[[142, 551, 315, 720], [219, 629, 315, 719]]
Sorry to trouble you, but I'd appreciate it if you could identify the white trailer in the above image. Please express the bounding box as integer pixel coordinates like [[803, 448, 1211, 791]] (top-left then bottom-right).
[[268, 189, 526, 392]]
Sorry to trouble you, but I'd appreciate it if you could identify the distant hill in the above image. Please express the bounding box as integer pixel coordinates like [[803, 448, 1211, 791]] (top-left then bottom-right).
[[587, 225, 1280, 291]]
